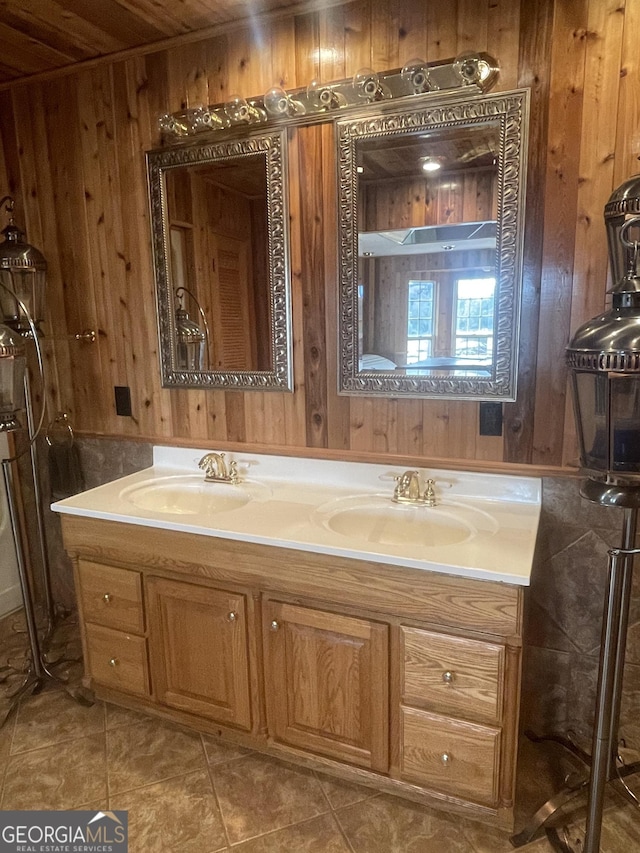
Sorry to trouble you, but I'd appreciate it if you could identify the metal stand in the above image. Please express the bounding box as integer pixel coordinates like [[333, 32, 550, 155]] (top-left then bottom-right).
[[512, 507, 639, 851], [0, 371, 92, 727]]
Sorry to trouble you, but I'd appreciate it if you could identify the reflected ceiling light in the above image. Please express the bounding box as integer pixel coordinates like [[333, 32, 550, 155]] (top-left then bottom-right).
[[356, 165, 364, 174], [421, 158, 442, 173]]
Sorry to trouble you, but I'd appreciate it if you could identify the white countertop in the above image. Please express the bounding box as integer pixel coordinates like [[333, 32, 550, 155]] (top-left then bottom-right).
[[51, 446, 542, 586]]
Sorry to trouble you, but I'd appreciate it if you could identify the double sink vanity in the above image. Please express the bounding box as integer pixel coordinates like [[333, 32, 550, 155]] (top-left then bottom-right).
[[53, 446, 541, 829]]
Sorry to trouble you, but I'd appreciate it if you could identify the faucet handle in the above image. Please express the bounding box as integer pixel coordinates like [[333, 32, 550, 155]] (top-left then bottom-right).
[[424, 478, 437, 506]]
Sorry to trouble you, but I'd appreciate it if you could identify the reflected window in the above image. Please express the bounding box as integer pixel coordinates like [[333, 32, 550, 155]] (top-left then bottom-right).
[[454, 277, 495, 358], [406, 280, 435, 363]]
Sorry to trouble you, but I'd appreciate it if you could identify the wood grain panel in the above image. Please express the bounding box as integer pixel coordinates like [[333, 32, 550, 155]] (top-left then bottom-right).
[[400, 706, 501, 806], [263, 598, 389, 770], [400, 626, 505, 724], [146, 575, 252, 728], [1, 0, 638, 472], [61, 515, 524, 637], [85, 623, 150, 696], [78, 559, 145, 634]]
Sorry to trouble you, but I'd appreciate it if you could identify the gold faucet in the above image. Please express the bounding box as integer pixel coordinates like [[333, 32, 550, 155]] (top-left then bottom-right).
[[198, 452, 239, 484], [392, 470, 436, 506]]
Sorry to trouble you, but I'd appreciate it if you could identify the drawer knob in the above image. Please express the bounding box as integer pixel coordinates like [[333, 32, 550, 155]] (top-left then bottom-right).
[[270, 620, 279, 631], [109, 657, 118, 667], [441, 752, 452, 766], [442, 670, 455, 685], [103, 593, 112, 604], [227, 611, 238, 622]]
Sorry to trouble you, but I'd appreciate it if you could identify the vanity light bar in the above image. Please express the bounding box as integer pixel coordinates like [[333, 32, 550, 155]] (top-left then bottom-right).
[[158, 51, 499, 142]]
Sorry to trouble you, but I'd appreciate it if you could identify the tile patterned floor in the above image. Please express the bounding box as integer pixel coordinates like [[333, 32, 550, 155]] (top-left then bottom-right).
[[1, 615, 640, 852]]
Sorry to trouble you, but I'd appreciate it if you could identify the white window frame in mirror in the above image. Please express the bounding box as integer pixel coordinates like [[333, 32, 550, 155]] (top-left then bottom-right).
[[336, 88, 529, 401], [146, 129, 293, 391]]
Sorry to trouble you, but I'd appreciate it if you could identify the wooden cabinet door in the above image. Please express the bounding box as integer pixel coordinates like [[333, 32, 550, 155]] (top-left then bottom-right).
[[263, 600, 389, 772], [146, 577, 251, 730]]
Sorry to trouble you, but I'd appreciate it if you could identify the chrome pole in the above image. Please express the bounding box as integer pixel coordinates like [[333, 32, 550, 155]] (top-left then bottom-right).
[[1, 458, 43, 682], [23, 368, 55, 635], [583, 507, 638, 853]]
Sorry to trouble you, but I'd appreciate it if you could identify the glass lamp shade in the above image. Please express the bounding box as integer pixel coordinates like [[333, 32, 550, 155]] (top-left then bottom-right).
[[0, 322, 26, 432], [175, 307, 206, 371], [0, 222, 47, 332]]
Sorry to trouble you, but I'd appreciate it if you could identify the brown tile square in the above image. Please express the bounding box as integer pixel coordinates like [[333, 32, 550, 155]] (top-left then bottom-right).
[[111, 770, 227, 853], [315, 771, 378, 809], [231, 812, 350, 852], [1, 732, 107, 809], [201, 732, 252, 765], [210, 753, 328, 844], [105, 702, 152, 730], [107, 716, 206, 795], [335, 794, 476, 852], [11, 688, 105, 753]]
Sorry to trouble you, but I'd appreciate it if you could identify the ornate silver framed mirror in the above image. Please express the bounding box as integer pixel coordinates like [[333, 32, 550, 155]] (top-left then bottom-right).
[[336, 89, 529, 400], [146, 130, 292, 390]]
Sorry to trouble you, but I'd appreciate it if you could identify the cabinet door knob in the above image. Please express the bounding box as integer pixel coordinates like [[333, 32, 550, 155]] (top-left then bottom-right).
[[441, 752, 452, 766], [270, 620, 279, 631], [109, 657, 118, 667], [227, 611, 238, 622], [103, 593, 112, 604], [442, 670, 455, 685]]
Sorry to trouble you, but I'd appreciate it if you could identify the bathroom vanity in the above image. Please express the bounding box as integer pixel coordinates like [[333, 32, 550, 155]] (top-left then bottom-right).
[[53, 447, 541, 830]]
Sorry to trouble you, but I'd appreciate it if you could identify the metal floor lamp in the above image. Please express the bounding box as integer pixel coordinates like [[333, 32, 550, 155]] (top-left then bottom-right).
[[512, 176, 640, 852], [0, 197, 89, 726]]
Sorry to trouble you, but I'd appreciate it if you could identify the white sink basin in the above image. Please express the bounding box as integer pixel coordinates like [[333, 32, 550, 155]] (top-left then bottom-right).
[[119, 475, 269, 516], [314, 495, 499, 548]]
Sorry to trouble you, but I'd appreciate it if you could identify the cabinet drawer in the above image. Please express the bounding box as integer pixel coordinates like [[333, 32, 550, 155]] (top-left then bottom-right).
[[85, 624, 149, 697], [400, 706, 500, 805], [78, 560, 144, 634], [400, 626, 504, 724]]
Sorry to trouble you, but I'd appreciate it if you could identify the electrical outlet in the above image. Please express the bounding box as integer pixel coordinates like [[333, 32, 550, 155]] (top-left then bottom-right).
[[479, 402, 503, 436], [114, 385, 132, 417]]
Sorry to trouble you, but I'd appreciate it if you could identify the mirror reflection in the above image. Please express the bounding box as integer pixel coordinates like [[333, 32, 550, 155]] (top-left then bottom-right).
[[338, 91, 529, 399], [147, 131, 292, 390]]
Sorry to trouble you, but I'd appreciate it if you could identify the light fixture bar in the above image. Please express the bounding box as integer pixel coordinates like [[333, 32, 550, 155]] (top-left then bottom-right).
[[158, 52, 499, 142]]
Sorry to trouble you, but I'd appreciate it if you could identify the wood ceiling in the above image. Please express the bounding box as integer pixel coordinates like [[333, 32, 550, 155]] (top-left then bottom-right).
[[0, 0, 330, 86]]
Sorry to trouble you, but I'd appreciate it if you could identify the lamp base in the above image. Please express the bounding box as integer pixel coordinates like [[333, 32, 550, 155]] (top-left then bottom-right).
[[580, 477, 640, 508]]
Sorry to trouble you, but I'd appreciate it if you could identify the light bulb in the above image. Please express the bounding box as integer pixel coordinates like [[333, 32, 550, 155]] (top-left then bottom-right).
[[353, 67, 380, 101], [401, 59, 434, 94]]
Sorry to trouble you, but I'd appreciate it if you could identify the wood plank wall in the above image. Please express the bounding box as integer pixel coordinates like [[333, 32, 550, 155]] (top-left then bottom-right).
[[0, 0, 636, 470]]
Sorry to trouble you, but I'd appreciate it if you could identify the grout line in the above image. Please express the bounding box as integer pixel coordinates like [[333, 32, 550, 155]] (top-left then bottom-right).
[[330, 806, 357, 853], [202, 734, 232, 851], [311, 771, 357, 853], [225, 812, 333, 848]]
